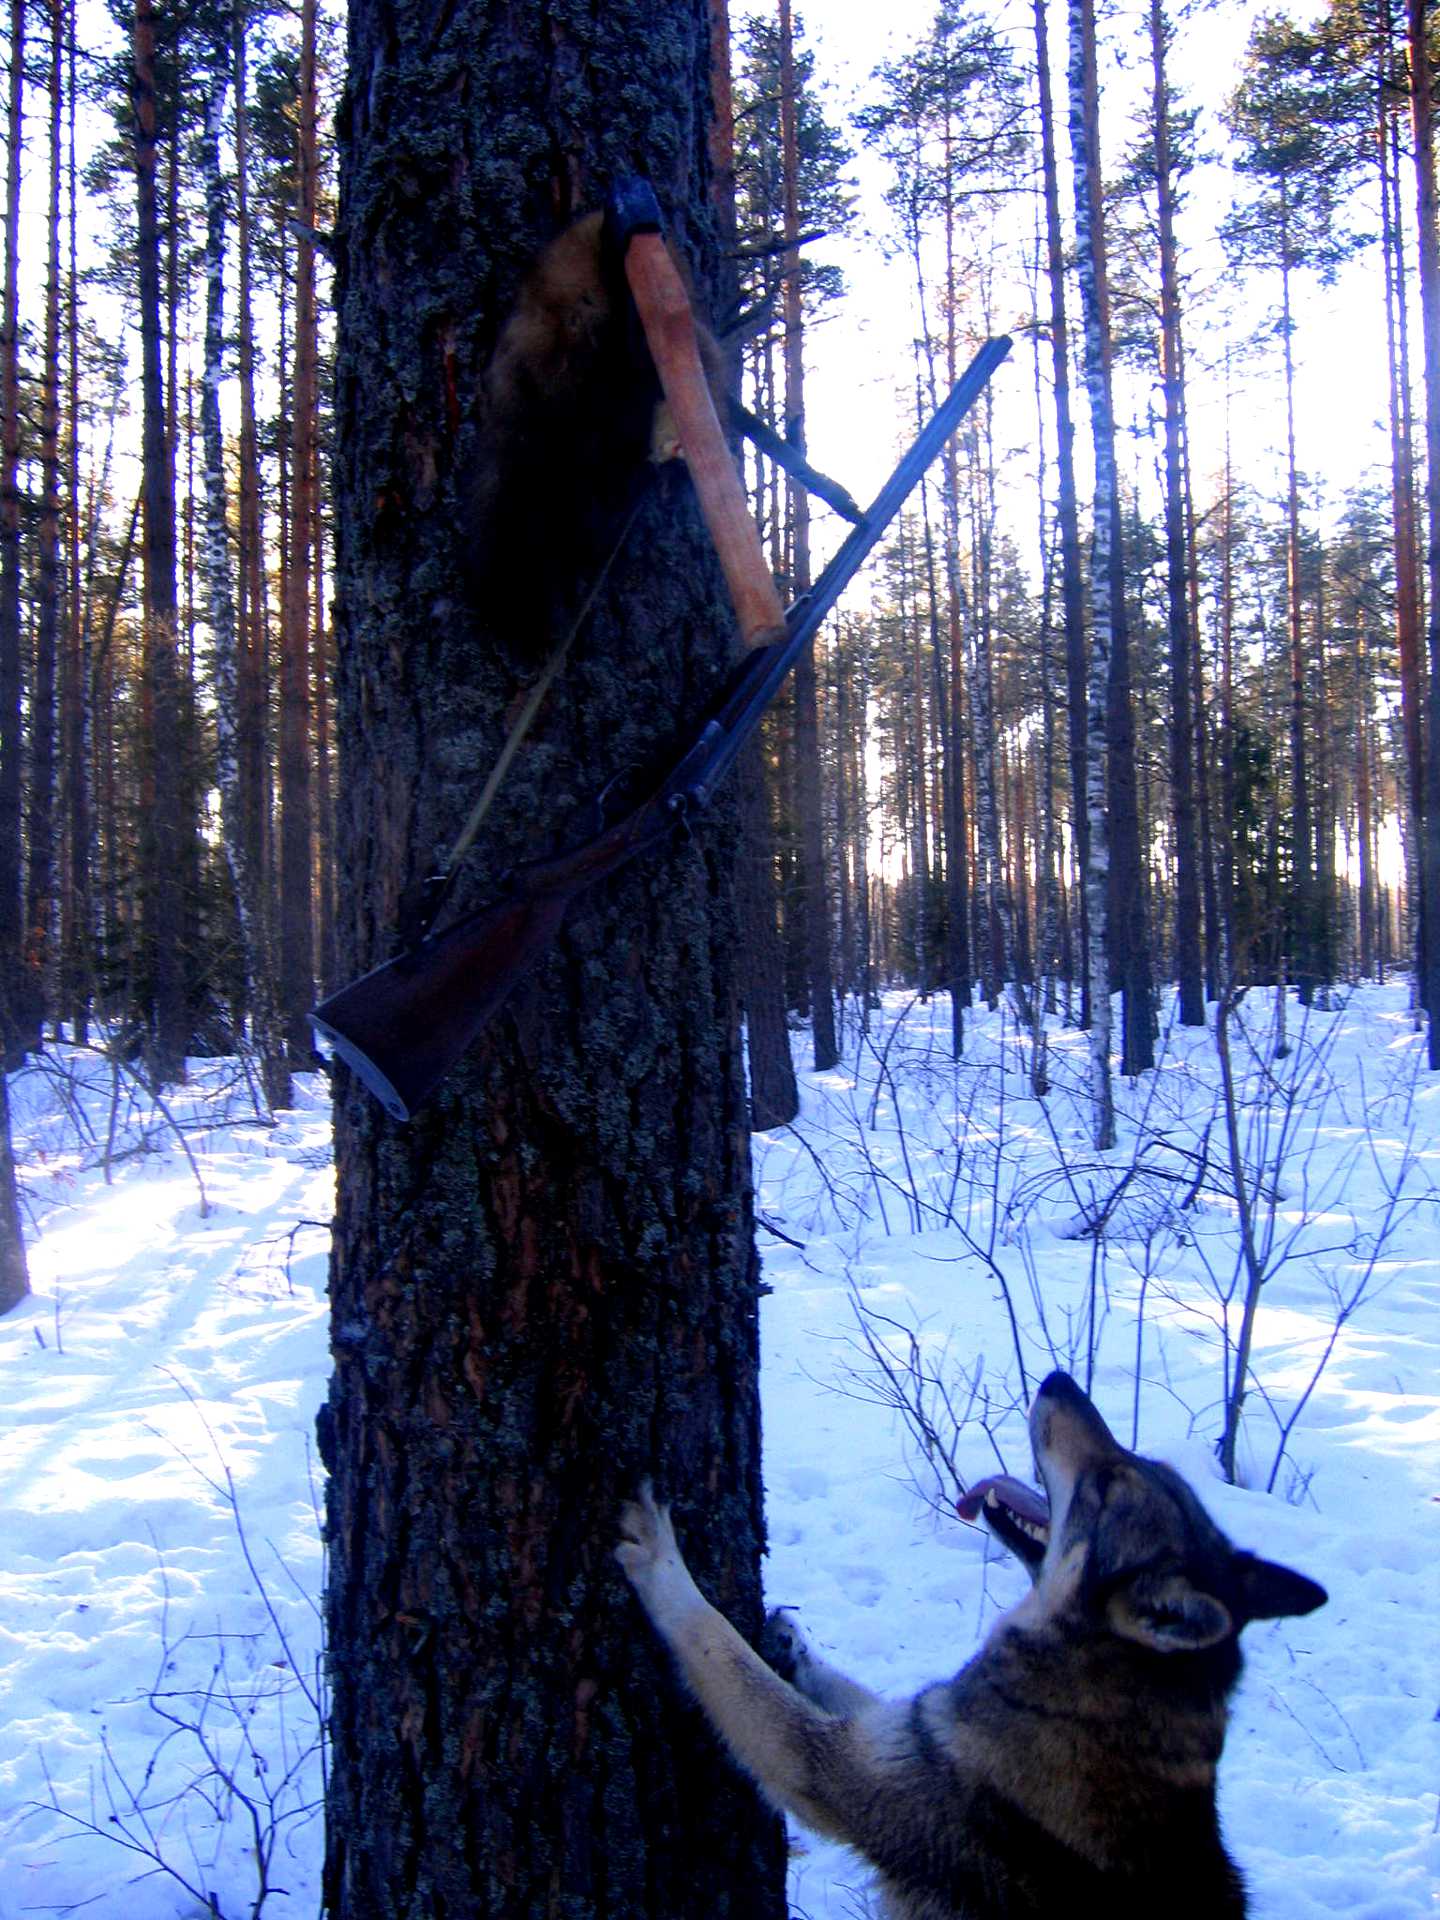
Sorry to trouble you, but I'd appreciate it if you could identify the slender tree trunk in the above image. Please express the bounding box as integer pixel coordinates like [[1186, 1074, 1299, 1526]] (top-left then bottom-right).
[[1410, 0, 1440, 1053], [323, 0, 790, 1910], [1357, 626, 1376, 976], [60, 0, 87, 1040], [0, 0, 25, 1056], [725, 0, 793, 1111], [1278, 218, 1316, 1011], [314, 530, 337, 994], [199, 43, 256, 1042], [233, 2, 288, 1104], [1067, 0, 1115, 1147], [132, 0, 189, 1081], [1181, 347, 1219, 1002], [1381, 8, 1426, 997], [779, 0, 836, 1069], [1035, 0, 1089, 1028], [279, 0, 317, 1058], [0, 0, 28, 1304], [738, 737, 799, 1127], [1312, 566, 1336, 998], [22, 0, 62, 1044], [1151, 0, 1202, 1027]]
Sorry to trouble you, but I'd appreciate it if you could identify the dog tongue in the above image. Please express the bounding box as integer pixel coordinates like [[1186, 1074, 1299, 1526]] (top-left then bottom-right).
[[957, 1474, 1050, 1526]]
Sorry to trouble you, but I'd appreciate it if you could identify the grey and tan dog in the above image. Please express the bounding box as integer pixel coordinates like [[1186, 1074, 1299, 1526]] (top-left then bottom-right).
[[617, 1370, 1326, 1920]]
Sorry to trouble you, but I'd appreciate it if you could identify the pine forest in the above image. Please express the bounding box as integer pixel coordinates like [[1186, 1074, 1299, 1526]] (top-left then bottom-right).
[[3, 0, 1440, 1309]]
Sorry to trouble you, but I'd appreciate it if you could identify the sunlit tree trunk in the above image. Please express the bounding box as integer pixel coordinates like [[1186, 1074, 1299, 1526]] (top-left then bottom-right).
[[132, 0, 189, 1081], [1412, 0, 1440, 1054], [279, 0, 318, 1059], [23, 0, 63, 1044], [1380, 2, 1425, 999], [1150, 0, 1203, 1026], [1067, 0, 1115, 1147], [779, 0, 837, 1069], [1035, 0, 1088, 1027]]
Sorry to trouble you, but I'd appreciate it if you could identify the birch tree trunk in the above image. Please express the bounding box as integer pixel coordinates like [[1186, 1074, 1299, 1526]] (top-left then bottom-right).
[[1066, 0, 1115, 1148]]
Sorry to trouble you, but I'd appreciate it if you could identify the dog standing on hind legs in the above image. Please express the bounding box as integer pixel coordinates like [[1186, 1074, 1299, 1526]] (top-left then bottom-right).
[[616, 1370, 1327, 1920]]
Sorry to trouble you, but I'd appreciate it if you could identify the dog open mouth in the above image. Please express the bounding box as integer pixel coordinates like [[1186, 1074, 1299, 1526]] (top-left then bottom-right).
[[958, 1475, 1051, 1570]]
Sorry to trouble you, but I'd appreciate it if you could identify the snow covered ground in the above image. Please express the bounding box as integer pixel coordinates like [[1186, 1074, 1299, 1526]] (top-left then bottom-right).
[[1, 985, 1437, 1918]]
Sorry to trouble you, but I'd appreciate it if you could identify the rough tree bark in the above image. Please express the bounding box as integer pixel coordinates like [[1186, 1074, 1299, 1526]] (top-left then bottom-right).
[[1150, 0, 1203, 1027], [779, 0, 837, 1070], [1408, 0, 1440, 1055], [24, 0, 63, 1045], [322, 0, 789, 1914], [132, 0, 189, 1080], [279, 0, 317, 1056]]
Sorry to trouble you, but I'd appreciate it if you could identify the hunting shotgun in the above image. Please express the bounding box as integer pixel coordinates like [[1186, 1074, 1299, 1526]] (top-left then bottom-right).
[[313, 185, 1011, 1119]]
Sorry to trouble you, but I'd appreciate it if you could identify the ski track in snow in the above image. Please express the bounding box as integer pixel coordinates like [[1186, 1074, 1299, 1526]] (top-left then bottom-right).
[[0, 988, 1437, 1918]]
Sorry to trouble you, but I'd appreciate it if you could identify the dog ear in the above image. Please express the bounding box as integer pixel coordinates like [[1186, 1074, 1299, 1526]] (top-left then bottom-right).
[[1230, 1551, 1328, 1622], [1107, 1572, 1234, 1653]]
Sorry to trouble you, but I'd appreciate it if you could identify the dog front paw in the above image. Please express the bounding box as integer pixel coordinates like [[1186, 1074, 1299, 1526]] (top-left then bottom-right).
[[761, 1607, 811, 1683], [616, 1481, 700, 1624]]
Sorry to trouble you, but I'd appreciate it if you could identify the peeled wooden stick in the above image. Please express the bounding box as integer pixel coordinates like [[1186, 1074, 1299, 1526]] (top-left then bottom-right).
[[622, 227, 787, 653]]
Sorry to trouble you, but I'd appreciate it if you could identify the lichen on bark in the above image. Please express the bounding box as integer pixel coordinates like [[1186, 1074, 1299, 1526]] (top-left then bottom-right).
[[323, 2, 787, 1914]]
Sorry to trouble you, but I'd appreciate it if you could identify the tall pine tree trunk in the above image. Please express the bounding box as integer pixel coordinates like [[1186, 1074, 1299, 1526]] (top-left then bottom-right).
[[60, 0, 89, 1041], [132, 0, 189, 1081], [779, 0, 836, 1070], [322, 1, 789, 1912], [1035, 0, 1089, 1028], [24, 0, 63, 1044], [279, 0, 317, 1058], [234, 1, 289, 1105], [1381, 5, 1425, 999], [0, 0, 28, 1306], [1412, 0, 1440, 1057], [1151, 0, 1203, 1026], [1279, 212, 1317, 1011]]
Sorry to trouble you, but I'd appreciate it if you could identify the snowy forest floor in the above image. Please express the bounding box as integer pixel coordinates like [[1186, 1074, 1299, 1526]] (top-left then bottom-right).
[[0, 983, 1437, 1918]]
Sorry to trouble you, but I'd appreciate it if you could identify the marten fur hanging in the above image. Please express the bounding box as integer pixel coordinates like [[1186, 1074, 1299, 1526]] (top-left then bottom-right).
[[461, 210, 727, 660]]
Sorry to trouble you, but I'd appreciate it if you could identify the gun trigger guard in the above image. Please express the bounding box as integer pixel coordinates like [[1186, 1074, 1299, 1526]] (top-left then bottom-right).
[[399, 871, 451, 952], [592, 769, 633, 834]]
